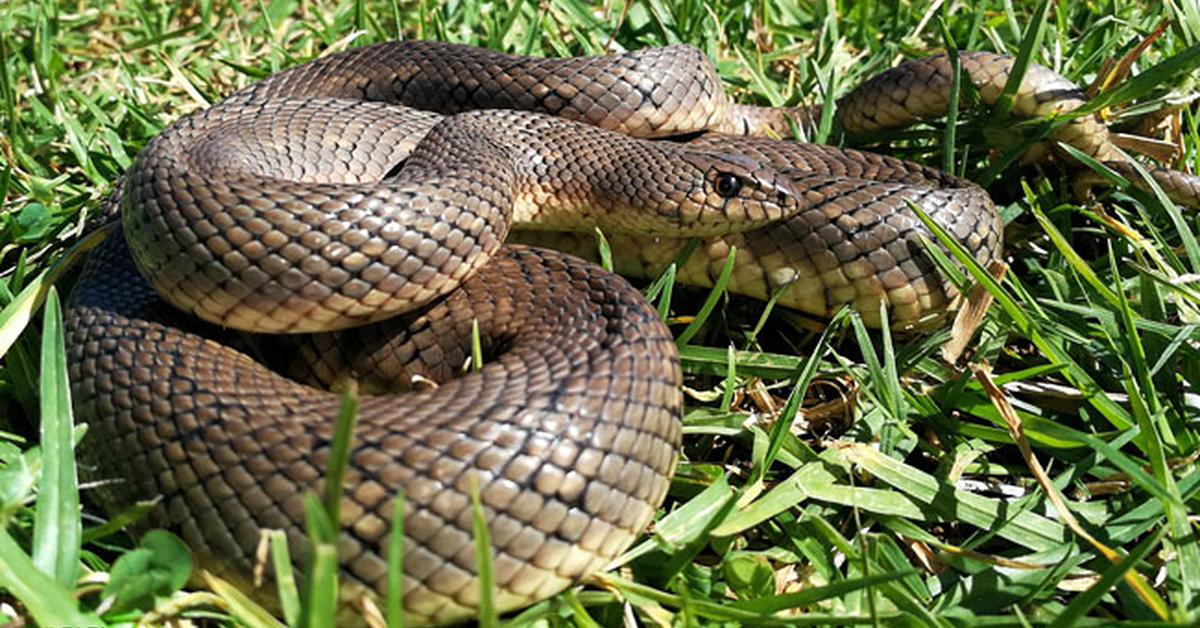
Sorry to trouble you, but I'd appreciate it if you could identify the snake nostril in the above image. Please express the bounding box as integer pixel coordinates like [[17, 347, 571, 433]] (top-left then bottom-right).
[[777, 191, 788, 206]]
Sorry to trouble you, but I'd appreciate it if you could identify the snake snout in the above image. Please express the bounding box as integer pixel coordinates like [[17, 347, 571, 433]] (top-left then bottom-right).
[[671, 151, 800, 236]]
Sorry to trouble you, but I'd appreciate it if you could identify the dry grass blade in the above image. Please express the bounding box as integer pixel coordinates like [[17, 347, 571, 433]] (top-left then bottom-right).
[[1109, 132, 1182, 163], [1086, 19, 1169, 99], [971, 362, 1171, 621], [941, 260, 1006, 364], [201, 570, 285, 628], [933, 542, 1050, 570]]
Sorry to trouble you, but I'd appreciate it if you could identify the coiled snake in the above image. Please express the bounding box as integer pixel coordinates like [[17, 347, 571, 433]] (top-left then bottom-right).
[[64, 41, 1188, 623]]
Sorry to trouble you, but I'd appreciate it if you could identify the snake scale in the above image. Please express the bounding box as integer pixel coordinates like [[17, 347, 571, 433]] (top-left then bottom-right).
[[63, 40, 1186, 623]]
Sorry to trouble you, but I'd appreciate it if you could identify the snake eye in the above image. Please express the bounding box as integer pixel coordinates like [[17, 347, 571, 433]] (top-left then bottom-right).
[[715, 173, 743, 198]]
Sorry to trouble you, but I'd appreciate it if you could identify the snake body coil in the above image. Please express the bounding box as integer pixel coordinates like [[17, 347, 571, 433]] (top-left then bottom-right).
[[64, 41, 1020, 623]]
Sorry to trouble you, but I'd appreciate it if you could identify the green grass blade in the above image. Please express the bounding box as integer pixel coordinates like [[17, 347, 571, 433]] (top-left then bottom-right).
[[711, 463, 825, 536], [1028, 202, 1120, 307], [0, 281, 40, 417], [296, 382, 359, 627], [909, 201, 1137, 433], [840, 444, 1066, 552], [322, 382, 359, 527], [30, 287, 80, 588], [0, 527, 100, 626], [0, 270, 49, 362], [656, 263, 676, 320], [301, 495, 339, 628], [752, 307, 849, 487], [1049, 526, 1167, 628], [0, 226, 110, 362], [678, 344, 807, 378], [1059, 141, 1200, 275], [850, 306, 903, 425], [732, 571, 917, 614], [987, 0, 1053, 121], [268, 530, 300, 626], [632, 475, 739, 585], [598, 571, 903, 624], [203, 571, 287, 627], [387, 494, 405, 628], [643, 261, 679, 320], [469, 476, 498, 627], [81, 500, 157, 545], [719, 343, 736, 412], [306, 543, 339, 627], [593, 227, 613, 272], [675, 245, 737, 346], [937, 17, 961, 173], [471, 319, 484, 371], [1014, 421, 1182, 510]]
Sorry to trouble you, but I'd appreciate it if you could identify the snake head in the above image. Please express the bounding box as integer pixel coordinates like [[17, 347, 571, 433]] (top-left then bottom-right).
[[668, 151, 800, 236]]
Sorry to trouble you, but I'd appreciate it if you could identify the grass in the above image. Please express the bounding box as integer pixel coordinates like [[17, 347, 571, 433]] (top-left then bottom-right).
[[2, 0, 1200, 625]]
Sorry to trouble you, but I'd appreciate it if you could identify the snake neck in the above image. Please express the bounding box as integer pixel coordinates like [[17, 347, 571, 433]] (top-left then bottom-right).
[[396, 109, 801, 238]]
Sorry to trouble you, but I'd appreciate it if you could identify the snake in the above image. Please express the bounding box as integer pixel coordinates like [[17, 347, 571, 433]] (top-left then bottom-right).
[[62, 41, 1190, 624]]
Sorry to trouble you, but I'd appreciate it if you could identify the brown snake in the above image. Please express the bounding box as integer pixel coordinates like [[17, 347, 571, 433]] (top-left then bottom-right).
[[63, 41, 1189, 623]]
